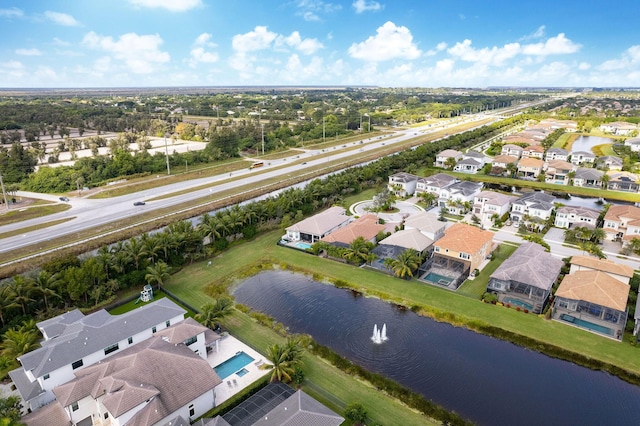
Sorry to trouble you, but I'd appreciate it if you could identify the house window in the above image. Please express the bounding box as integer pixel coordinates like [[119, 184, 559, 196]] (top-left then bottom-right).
[[459, 253, 470, 260], [43, 374, 50, 380], [189, 404, 195, 417], [104, 343, 119, 356], [434, 247, 440, 252], [104, 413, 109, 420], [152, 326, 157, 334], [128, 337, 133, 345], [184, 336, 197, 346], [72, 359, 83, 370], [71, 402, 79, 412], [166, 320, 171, 327]]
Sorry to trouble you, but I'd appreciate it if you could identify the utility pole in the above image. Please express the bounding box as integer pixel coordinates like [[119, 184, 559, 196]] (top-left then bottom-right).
[[164, 134, 171, 175], [0, 172, 8, 211], [322, 117, 325, 143], [261, 124, 265, 156]]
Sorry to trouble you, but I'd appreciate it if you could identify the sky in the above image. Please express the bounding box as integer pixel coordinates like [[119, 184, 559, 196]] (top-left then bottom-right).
[[2, 0, 640, 88]]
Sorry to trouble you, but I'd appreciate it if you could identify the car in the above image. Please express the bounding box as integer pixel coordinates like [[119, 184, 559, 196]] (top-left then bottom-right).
[[302, 162, 307, 165], [59, 196, 69, 202], [133, 201, 146, 206]]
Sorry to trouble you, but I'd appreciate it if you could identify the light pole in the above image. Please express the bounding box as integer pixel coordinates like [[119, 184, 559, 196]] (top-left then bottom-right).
[[0, 172, 8, 211], [261, 124, 265, 156], [164, 134, 171, 175]]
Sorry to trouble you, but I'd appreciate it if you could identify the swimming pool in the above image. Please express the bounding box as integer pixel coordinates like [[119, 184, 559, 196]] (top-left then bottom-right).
[[424, 272, 453, 286], [214, 351, 255, 379], [294, 241, 312, 250], [560, 314, 613, 336], [503, 297, 533, 311]]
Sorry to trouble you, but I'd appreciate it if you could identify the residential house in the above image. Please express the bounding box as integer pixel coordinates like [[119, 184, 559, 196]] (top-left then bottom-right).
[[434, 149, 463, 168], [501, 144, 524, 158], [573, 168, 603, 188], [624, 137, 640, 152], [491, 155, 518, 175], [522, 145, 544, 159], [545, 147, 569, 162], [203, 382, 344, 426], [375, 229, 434, 261], [503, 135, 536, 145], [606, 171, 640, 192], [553, 269, 629, 340], [415, 173, 457, 196], [570, 151, 596, 166], [520, 130, 548, 142], [388, 172, 419, 196], [438, 180, 483, 214], [599, 121, 637, 135], [596, 156, 623, 171], [321, 214, 385, 248], [473, 191, 517, 224], [554, 206, 601, 229], [453, 151, 487, 174], [284, 206, 350, 243], [545, 159, 575, 185], [23, 335, 221, 426], [569, 256, 634, 285], [9, 298, 187, 412], [517, 157, 545, 179], [510, 191, 555, 224], [402, 211, 446, 241], [539, 119, 578, 132], [603, 205, 640, 242], [431, 223, 494, 275], [487, 242, 563, 314]]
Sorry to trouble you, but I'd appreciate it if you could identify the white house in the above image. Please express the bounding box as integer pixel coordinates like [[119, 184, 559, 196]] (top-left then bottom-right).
[[510, 192, 556, 224], [415, 173, 457, 195], [284, 206, 350, 243], [388, 172, 419, 196], [545, 148, 569, 162], [570, 151, 596, 166], [473, 191, 517, 223], [554, 206, 601, 229], [599, 121, 637, 135], [438, 181, 483, 214], [501, 144, 524, 158], [434, 149, 463, 168], [624, 137, 640, 152], [453, 151, 487, 174], [573, 168, 603, 188]]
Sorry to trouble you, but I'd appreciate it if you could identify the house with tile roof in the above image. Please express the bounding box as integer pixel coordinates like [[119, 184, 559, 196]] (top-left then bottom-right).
[[501, 144, 523, 158], [553, 270, 630, 340], [599, 121, 637, 135], [375, 229, 434, 259], [522, 145, 544, 159], [573, 168, 603, 188], [509, 191, 555, 225], [545, 147, 569, 162], [9, 298, 186, 412], [284, 206, 350, 244], [569, 151, 596, 166], [438, 180, 483, 214], [23, 335, 221, 426], [434, 149, 463, 168], [545, 159, 575, 185], [453, 157, 484, 174], [596, 155, 623, 171], [491, 154, 519, 171], [473, 191, 517, 224], [431, 223, 493, 274], [624, 136, 640, 152], [606, 171, 640, 192], [321, 214, 385, 248], [569, 256, 634, 285], [554, 206, 601, 229], [603, 205, 640, 242], [402, 211, 446, 242], [487, 243, 563, 314], [516, 157, 545, 179], [415, 173, 457, 195], [388, 172, 420, 196], [538, 119, 577, 132]]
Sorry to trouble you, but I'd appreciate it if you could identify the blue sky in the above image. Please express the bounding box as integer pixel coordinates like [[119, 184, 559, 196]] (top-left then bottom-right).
[[1, 0, 640, 88]]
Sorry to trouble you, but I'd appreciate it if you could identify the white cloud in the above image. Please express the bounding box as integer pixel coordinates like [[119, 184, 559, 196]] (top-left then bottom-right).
[[578, 62, 591, 71], [0, 7, 23, 18], [194, 33, 216, 47], [52, 37, 70, 46], [188, 47, 219, 67], [295, 0, 341, 22], [522, 33, 580, 56], [276, 31, 323, 55], [232, 26, 278, 53], [128, 0, 202, 12], [448, 39, 520, 66], [598, 45, 640, 72], [353, 0, 382, 14], [82, 31, 170, 74], [16, 48, 42, 56], [520, 25, 546, 41], [44, 11, 80, 26], [436, 42, 447, 51], [348, 21, 421, 61]]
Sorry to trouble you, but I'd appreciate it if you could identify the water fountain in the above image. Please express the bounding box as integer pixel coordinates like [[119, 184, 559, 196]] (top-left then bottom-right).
[[371, 323, 388, 344]]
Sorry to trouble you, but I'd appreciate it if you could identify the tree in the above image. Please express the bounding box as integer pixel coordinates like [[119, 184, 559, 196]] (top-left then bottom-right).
[[8, 276, 34, 316], [261, 338, 303, 383], [195, 297, 234, 329], [1, 324, 40, 360], [145, 261, 171, 290], [444, 157, 457, 169], [31, 271, 60, 312], [387, 249, 421, 278], [344, 402, 368, 425], [0, 395, 23, 425], [420, 191, 437, 207]]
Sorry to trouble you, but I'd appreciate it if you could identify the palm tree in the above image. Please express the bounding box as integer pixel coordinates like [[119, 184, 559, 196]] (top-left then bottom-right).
[[31, 271, 60, 312], [145, 261, 171, 290], [1, 325, 40, 359], [590, 228, 606, 244], [195, 297, 234, 329], [96, 245, 113, 279], [389, 249, 421, 278], [8, 276, 35, 316], [420, 191, 437, 207], [124, 237, 147, 271], [141, 233, 161, 263], [199, 213, 221, 245], [0, 286, 14, 328], [343, 237, 371, 264], [261, 338, 303, 383]]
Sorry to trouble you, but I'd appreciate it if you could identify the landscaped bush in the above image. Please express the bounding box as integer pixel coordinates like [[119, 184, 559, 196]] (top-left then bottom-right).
[[482, 292, 498, 304]]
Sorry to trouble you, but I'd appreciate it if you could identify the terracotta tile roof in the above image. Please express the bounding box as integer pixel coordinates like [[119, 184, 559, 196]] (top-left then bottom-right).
[[321, 214, 385, 244], [555, 271, 630, 311], [525, 145, 544, 152], [154, 317, 220, 345], [604, 205, 640, 222], [435, 223, 493, 254], [492, 155, 518, 164], [570, 256, 634, 278], [546, 159, 574, 171], [517, 157, 544, 168], [22, 400, 71, 426], [286, 206, 349, 235]]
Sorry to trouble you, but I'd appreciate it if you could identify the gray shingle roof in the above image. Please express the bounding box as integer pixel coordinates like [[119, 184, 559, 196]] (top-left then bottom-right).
[[575, 168, 603, 180], [286, 206, 349, 236], [252, 390, 344, 426], [19, 298, 186, 378], [490, 243, 563, 290], [8, 367, 43, 402], [379, 229, 433, 251]]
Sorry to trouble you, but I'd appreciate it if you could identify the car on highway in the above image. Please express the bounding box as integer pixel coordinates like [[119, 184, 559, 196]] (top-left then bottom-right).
[[302, 162, 307, 165], [59, 196, 69, 202], [133, 201, 146, 206]]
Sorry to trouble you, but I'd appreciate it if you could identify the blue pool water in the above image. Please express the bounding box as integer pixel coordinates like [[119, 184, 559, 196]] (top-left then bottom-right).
[[424, 272, 453, 285], [214, 352, 254, 379], [295, 241, 312, 250], [560, 314, 613, 336], [503, 297, 533, 311]]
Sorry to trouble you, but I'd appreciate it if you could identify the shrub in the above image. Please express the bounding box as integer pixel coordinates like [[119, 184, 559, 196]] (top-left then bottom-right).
[[524, 309, 529, 314], [482, 292, 498, 304], [344, 402, 368, 425]]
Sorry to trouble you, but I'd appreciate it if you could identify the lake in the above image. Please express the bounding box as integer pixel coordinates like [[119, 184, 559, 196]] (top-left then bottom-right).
[[570, 135, 614, 153], [234, 270, 640, 426]]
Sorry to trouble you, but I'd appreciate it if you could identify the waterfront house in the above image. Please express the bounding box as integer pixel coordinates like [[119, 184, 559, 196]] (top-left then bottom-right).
[[415, 173, 457, 196], [9, 298, 186, 412], [545, 147, 569, 162], [599, 121, 637, 135], [606, 171, 640, 193], [573, 168, 603, 188], [402, 211, 446, 241], [284, 206, 350, 243], [388, 172, 419, 196], [435, 149, 463, 168], [487, 242, 563, 314], [431, 223, 493, 274], [321, 214, 385, 248], [596, 155, 623, 171], [624, 136, 640, 152], [570, 151, 596, 166], [375, 229, 434, 262], [554, 206, 600, 229], [510, 191, 555, 225], [538, 119, 578, 132], [545, 159, 575, 185], [491, 155, 519, 170], [516, 157, 545, 179], [603, 205, 640, 242], [453, 152, 486, 173]]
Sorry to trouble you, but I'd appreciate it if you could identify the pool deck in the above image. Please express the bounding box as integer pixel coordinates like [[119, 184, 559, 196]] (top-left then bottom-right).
[[207, 335, 271, 404], [551, 307, 623, 341]]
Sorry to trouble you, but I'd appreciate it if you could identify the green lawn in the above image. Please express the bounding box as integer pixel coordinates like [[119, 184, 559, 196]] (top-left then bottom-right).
[[457, 243, 518, 298], [165, 230, 640, 378]]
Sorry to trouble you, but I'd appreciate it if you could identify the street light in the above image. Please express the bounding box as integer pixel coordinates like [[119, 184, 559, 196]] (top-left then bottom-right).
[[164, 133, 171, 175]]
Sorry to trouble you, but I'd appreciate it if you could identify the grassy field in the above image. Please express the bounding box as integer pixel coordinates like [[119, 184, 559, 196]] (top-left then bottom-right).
[[457, 243, 518, 298], [592, 143, 617, 156], [165, 230, 640, 379], [0, 203, 70, 226]]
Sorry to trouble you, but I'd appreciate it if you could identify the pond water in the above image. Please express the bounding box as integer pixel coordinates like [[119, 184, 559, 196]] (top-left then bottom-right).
[[234, 270, 640, 426], [570, 135, 614, 153]]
